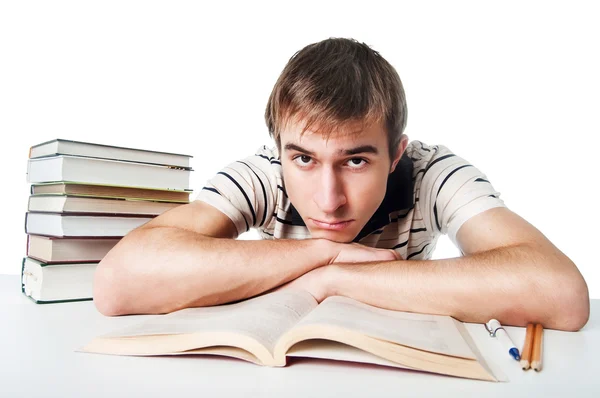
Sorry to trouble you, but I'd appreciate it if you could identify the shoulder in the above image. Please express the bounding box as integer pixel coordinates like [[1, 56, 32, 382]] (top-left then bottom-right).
[[252, 145, 281, 164], [404, 140, 454, 171], [404, 140, 506, 241], [194, 144, 284, 235], [227, 145, 283, 183], [405, 140, 474, 187]]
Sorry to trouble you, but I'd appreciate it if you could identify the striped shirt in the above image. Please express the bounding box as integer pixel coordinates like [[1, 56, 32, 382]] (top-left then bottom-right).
[[194, 140, 506, 260]]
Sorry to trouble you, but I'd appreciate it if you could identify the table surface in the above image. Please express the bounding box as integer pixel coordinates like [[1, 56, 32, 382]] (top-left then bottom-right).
[[1, 275, 599, 397]]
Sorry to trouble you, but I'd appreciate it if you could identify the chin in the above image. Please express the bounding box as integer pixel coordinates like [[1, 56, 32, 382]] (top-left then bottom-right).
[[309, 230, 356, 243]]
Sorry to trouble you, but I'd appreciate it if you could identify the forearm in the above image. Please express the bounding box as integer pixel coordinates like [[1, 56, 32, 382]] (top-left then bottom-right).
[[330, 243, 589, 331], [94, 226, 335, 315]]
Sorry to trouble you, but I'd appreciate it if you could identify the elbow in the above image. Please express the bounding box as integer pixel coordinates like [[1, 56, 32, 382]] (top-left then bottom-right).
[[547, 262, 590, 332], [556, 276, 590, 332], [93, 258, 128, 317], [93, 227, 157, 316], [92, 239, 177, 316]]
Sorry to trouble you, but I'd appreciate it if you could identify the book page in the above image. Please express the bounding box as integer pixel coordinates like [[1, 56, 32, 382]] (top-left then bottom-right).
[[101, 290, 318, 354], [294, 296, 476, 359], [286, 339, 415, 370]]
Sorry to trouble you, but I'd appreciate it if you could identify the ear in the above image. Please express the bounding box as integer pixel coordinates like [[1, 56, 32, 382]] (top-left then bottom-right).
[[389, 135, 409, 173]]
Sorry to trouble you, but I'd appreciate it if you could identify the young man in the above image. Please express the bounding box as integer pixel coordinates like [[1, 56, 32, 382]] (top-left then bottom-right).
[[94, 38, 589, 331]]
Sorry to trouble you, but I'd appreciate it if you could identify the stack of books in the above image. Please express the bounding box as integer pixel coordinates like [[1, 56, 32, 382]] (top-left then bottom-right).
[[21, 139, 193, 304]]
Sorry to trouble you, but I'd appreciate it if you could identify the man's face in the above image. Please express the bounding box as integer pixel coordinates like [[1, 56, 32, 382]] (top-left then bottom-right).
[[280, 119, 404, 243]]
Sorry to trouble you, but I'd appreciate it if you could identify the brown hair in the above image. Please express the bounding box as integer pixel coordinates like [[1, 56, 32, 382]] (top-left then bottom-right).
[[265, 37, 407, 160]]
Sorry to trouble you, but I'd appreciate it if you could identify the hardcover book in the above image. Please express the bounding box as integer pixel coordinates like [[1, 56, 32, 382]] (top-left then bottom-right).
[[25, 212, 153, 237], [29, 138, 192, 168], [31, 182, 191, 203], [26, 235, 120, 263], [21, 257, 96, 303], [28, 195, 183, 216], [27, 155, 191, 191]]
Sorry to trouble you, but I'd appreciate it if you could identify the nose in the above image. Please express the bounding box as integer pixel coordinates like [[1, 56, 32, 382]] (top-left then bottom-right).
[[313, 167, 347, 214]]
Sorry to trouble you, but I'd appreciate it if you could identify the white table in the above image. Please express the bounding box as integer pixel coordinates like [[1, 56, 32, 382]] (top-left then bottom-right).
[[1, 275, 599, 397]]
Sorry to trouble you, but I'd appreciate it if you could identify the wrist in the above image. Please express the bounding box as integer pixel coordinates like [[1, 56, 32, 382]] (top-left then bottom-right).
[[312, 238, 342, 267], [323, 262, 344, 297]]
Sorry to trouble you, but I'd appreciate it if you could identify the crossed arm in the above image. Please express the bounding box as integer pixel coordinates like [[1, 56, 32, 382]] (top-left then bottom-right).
[[94, 202, 589, 332], [279, 207, 590, 331]]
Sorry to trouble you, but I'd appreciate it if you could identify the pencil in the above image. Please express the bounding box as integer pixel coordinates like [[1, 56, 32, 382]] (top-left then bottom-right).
[[520, 323, 535, 370], [531, 323, 544, 371]]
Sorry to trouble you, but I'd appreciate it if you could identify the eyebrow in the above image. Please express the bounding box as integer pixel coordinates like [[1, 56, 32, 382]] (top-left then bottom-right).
[[283, 143, 379, 156]]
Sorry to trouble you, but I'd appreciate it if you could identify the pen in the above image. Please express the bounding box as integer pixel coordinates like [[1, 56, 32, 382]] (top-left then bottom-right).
[[486, 319, 521, 361]]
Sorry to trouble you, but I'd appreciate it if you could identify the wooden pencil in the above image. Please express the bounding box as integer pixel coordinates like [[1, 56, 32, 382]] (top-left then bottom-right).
[[520, 323, 535, 370], [531, 323, 544, 371]]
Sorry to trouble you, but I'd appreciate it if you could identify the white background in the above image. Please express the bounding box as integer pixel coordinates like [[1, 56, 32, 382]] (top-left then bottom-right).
[[1, 1, 598, 297]]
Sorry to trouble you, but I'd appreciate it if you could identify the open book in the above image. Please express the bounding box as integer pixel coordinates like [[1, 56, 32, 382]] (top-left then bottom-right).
[[80, 290, 502, 382]]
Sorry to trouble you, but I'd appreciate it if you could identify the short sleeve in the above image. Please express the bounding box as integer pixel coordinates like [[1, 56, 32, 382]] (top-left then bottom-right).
[[193, 146, 280, 238], [416, 143, 507, 247]]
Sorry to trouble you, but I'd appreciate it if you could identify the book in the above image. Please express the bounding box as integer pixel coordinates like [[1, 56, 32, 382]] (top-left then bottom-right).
[[28, 195, 184, 216], [22, 139, 195, 305], [21, 257, 96, 303], [27, 155, 191, 191], [31, 182, 191, 203], [80, 290, 502, 382], [29, 138, 192, 168], [26, 235, 120, 263], [25, 212, 153, 237]]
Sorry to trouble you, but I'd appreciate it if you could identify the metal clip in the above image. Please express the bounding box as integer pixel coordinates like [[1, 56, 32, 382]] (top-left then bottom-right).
[[484, 322, 496, 337]]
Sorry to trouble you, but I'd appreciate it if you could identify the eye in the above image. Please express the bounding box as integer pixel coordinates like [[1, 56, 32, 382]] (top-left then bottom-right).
[[293, 155, 313, 167], [347, 158, 368, 169]]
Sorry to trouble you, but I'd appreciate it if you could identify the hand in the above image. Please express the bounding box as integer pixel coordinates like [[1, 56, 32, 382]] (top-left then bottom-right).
[[329, 242, 402, 264], [275, 242, 402, 303]]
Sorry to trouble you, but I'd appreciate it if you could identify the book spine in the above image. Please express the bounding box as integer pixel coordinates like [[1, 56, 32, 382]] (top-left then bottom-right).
[[26, 158, 31, 182], [21, 257, 26, 294]]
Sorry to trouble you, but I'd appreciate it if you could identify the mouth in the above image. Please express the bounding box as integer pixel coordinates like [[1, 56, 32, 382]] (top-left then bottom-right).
[[311, 219, 354, 231]]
